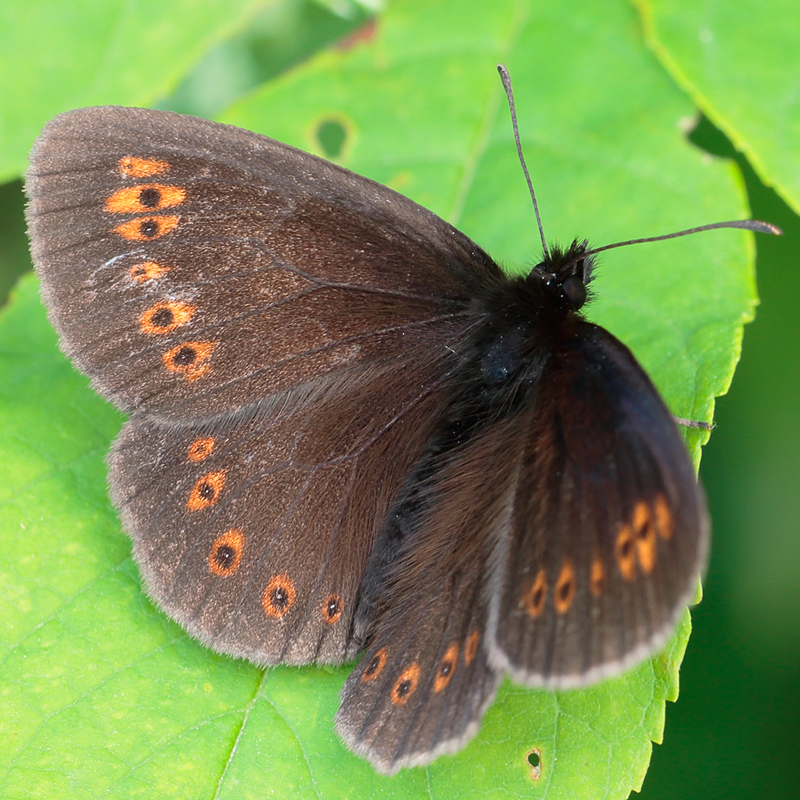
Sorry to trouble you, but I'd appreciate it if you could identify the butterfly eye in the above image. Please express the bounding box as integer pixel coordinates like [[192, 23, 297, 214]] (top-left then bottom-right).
[[562, 275, 586, 308]]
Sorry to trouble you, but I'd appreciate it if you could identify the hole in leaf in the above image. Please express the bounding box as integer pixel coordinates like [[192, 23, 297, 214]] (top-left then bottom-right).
[[526, 748, 542, 780], [317, 119, 347, 159]]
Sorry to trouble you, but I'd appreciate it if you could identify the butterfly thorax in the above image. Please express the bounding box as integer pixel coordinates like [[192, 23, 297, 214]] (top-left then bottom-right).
[[473, 240, 596, 389]]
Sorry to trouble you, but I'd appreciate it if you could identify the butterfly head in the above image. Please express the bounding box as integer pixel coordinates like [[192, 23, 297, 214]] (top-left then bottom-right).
[[528, 239, 595, 312]]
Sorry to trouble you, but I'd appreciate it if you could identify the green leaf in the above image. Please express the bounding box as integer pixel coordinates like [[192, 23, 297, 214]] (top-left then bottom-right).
[[633, 0, 800, 215], [0, 0, 759, 797], [0, 0, 270, 182]]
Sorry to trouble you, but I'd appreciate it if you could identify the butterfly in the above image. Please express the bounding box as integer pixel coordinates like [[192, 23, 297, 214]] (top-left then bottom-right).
[[24, 68, 778, 774]]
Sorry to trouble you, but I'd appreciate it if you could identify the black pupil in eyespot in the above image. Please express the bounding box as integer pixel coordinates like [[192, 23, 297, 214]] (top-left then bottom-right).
[[397, 680, 411, 697], [140, 219, 158, 237], [440, 661, 452, 676], [272, 587, 288, 608], [139, 187, 160, 207], [327, 598, 339, 617], [151, 308, 173, 327], [198, 482, 214, 499], [174, 346, 195, 365], [367, 657, 379, 674], [214, 545, 235, 567]]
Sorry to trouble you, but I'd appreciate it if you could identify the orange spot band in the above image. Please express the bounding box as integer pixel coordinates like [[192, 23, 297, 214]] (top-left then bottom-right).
[[119, 156, 169, 177], [105, 183, 186, 214], [129, 261, 169, 283], [114, 215, 179, 241]]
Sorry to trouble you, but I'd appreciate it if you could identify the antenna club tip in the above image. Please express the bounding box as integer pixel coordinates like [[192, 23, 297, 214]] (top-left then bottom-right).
[[758, 221, 783, 236]]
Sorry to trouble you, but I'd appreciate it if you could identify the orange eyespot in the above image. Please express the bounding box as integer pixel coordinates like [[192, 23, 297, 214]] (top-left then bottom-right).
[[434, 643, 459, 692], [262, 574, 296, 619], [129, 261, 169, 283], [361, 648, 387, 683], [105, 183, 186, 214], [590, 555, 605, 597], [390, 663, 420, 706], [186, 471, 227, 511], [322, 593, 343, 624], [654, 495, 673, 540], [616, 522, 636, 581], [523, 568, 548, 617], [187, 437, 215, 462], [139, 301, 195, 335], [209, 529, 244, 576], [118, 156, 169, 177], [163, 341, 216, 381], [114, 215, 179, 241], [464, 631, 480, 665], [554, 558, 576, 614], [633, 502, 658, 575]]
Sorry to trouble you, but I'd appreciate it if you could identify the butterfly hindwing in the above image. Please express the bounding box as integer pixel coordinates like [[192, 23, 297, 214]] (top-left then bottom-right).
[[27, 106, 498, 418], [336, 411, 529, 772], [486, 323, 709, 687], [111, 355, 461, 665]]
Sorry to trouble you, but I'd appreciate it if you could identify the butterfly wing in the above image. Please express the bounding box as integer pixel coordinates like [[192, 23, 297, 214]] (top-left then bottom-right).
[[26, 106, 504, 665], [487, 322, 709, 687], [27, 106, 500, 419], [111, 356, 459, 665], [335, 413, 525, 773]]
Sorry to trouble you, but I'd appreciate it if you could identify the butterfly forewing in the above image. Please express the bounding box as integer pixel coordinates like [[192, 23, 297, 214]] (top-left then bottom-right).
[[27, 106, 497, 418], [486, 323, 709, 687]]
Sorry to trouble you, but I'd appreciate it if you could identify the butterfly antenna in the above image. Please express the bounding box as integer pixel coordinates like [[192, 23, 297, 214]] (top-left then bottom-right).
[[498, 64, 549, 260], [581, 219, 781, 261]]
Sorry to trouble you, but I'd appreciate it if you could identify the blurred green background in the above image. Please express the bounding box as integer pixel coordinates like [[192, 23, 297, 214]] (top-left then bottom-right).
[[1, 0, 797, 797]]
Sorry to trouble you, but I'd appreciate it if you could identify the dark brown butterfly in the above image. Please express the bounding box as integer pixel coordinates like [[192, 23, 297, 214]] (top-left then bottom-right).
[[24, 70, 778, 774]]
